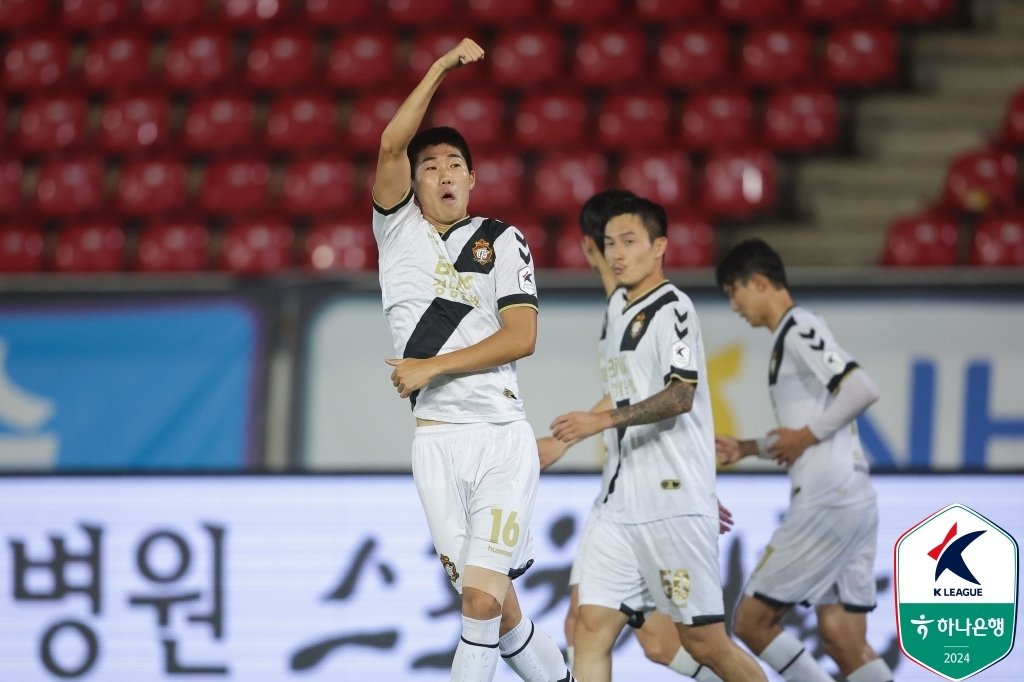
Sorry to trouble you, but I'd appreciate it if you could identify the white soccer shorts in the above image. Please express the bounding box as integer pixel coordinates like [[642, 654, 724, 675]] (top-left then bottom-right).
[[744, 500, 879, 611], [411, 420, 538, 594], [577, 513, 725, 626]]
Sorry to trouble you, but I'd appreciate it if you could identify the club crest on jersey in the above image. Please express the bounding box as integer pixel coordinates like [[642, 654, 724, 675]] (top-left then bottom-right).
[[471, 239, 494, 266], [440, 554, 459, 585], [630, 312, 647, 339]]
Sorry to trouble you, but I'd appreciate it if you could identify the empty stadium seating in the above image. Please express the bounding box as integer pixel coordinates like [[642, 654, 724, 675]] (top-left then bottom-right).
[[0, 223, 45, 273], [882, 211, 960, 266], [136, 218, 210, 273], [970, 213, 1024, 267]]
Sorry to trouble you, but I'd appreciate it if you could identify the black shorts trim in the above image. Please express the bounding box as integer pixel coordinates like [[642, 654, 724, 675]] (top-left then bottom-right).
[[842, 602, 877, 613], [507, 558, 534, 581], [690, 614, 726, 626], [619, 603, 647, 629], [753, 591, 795, 610]]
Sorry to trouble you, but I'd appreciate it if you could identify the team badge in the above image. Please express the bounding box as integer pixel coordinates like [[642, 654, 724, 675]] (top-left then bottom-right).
[[472, 239, 494, 266], [630, 312, 646, 339], [440, 554, 460, 585], [895, 504, 1018, 680]]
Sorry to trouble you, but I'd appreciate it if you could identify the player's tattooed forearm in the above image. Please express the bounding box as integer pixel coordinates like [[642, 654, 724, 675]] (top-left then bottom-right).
[[610, 381, 695, 428]]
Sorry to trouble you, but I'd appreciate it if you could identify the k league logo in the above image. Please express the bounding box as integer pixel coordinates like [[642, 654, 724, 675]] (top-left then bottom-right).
[[894, 504, 1019, 680]]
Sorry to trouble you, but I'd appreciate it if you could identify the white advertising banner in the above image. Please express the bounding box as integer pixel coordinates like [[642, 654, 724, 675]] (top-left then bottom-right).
[[304, 293, 1024, 471], [0, 475, 1020, 681]]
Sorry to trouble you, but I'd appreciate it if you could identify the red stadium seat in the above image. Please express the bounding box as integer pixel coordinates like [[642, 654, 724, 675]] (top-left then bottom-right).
[[680, 89, 755, 150], [348, 92, 404, 153], [1002, 89, 1024, 148], [656, 25, 730, 88], [598, 91, 671, 150], [664, 214, 715, 267], [573, 25, 647, 87], [407, 30, 477, 87], [881, 211, 959, 266], [304, 216, 377, 271], [635, 0, 705, 21], [552, 219, 593, 270], [882, 0, 955, 23], [717, 0, 788, 23], [740, 24, 814, 87], [430, 90, 506, 150], [499, 212, 552, 269], [163, 28, 234, 91], [98, 93, 171, 155], [82, 31, 151, 91], [219, 217, 294, 275], [490, 25, 564, 89], [970, 213, 1024, 267], [244, 29, 315, 90], [762, 86, 839, 151], [0, 0, 49, 29], [466, 0, 537, 24], [15, 93, 89, 154], [281, 156, 355, 216], [183, 94, 257, 153], [36, 157, 106, 218], [700, 147, 778, 219], [266, 93, 336, 152], [0, 158, 25, 215], [617, 149, 692, 209], [220, 0, 286, 27], [467, 151, 526, 216], [797, 0, 870, 23], [550, 0, 619, 23], [532, 151, 609, 216], [115, 156, 189, 217], [825, 25, 898, 87], [326, 30, 398, 90], [200, 158, 271, 216], [54, 220, 125, 272], [513, 89, 589, 150], [2, 33, 70, 92], [942, 148, 1019, 214], [60, 0, 126, 29], [384, 0, 456, 25], [138, 0, 205, 27], [303, 0, 373, 26], [0, 223, 45, 273], [136, 218, 210, 272]]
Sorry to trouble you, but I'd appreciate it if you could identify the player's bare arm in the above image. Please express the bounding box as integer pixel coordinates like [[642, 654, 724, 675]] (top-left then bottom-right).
[[386, 306, 535, 398], [715, 435, 760, 465], [372, 38, 485, 209], [539, 394, 612, 469], [581, 235, 617, 297], [551, 380, 694, 443]]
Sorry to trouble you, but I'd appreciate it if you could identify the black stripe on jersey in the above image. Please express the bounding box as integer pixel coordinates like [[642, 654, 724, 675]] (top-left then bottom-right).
[[451, 218, 515, 274], [622, 280, 670, 313], [827, 360, 860, 394], [497, 293, 538, 311], [603, 398, 630, 504], [768, 316, 798, 386], [620, 291, 679, 352], [403, 297, 474, 407], [437, 215, 474, 240], [372, 188, 413, 216]]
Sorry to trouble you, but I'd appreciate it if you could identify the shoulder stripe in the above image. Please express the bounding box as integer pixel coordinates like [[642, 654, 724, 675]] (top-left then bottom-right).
[[768, 316, 798, 386], [452, 218, 513, 274], [372, 189, 413, 216], [620, 291, 679, 352], [827, 361, 860, 394]]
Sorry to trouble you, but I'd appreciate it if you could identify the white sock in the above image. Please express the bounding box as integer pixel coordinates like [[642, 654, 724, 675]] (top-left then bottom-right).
[[499, 617, 573, 681], [847, 658, 893, 682], [667, 647, 723, 680], [566, 646, 574, 670], [759, 631, 833, 682], [452, 614, 501, 682]]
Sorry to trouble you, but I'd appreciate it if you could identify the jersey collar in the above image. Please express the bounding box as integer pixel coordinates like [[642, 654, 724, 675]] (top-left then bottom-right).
[[623, 279, 671, 312]]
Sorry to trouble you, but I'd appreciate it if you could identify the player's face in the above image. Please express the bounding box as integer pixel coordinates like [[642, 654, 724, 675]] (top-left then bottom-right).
[[412, 144, 476, 226], [604, 213, 666, 291], [723, 279, 768, 327]]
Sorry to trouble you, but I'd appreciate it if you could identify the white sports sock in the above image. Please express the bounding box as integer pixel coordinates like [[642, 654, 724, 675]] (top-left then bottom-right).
[[566, 646, 574, 670], [452, 614, 501, 682], [667, 647, 723, 681], [759, 631, 833, 682], [847, 658, 893, 682], [499, 617, 573, 681]]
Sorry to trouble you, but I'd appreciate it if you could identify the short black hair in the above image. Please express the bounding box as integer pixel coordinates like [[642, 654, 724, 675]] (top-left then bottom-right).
[[407, 126, 473, 177], [716, 238, 789, 289], [605, 195, 668, 242], [578, 189, 637, 241]]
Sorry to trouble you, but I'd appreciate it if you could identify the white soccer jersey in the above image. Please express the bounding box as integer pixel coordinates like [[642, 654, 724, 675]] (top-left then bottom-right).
[[372, 192, 539, 422], [596, 281, 718, 523], [768, 306, 876, 509]]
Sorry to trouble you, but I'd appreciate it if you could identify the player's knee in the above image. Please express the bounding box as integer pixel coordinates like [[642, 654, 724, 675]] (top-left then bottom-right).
[[640, 640, 675, 666], [462, 587, 502, 620]]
